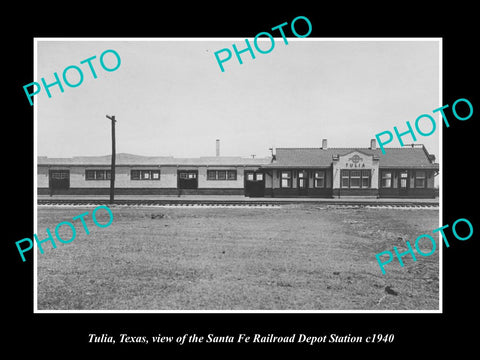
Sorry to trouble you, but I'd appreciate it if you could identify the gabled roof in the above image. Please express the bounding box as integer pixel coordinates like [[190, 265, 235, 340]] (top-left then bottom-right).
[[37, 153, 271, 167], [263, 146, 439, 169], [37, 146, 439, 169]]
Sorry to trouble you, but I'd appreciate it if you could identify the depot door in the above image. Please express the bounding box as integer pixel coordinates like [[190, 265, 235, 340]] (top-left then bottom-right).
[[178, 170, 198, 189], [297, 170, 308, 196], [244, 171, 265, 197], [398, 170, 409, 196], [49, 170, 70, 192]]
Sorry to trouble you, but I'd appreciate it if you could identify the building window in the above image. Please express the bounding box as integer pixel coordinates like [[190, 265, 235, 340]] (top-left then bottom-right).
[[350, 170, 361, 188], [361, 170, 371, 188], [207, 170, 237, 180], [415, 170, 426, 188], [85, 169, 111, 180], [228, 170, 237, 180], [131, 170, 140, 180], [298, 171, 307, 188], [381, 171, 392, 188], [218, 170, 226, 180], [314, 171, 325, 188], [247, 173, 254, 181], [207, 170, 216, 180], [130, 170, 160, 180], [341, 169, 371, 188], [85, 170, 95, 180], [255, 173, 263, 181], [341, 170, 349, 188], [179, 172, 196, 179], [400, 170, 408, 188], [51, 170, 69, 179], [281, 171, 292, 188]]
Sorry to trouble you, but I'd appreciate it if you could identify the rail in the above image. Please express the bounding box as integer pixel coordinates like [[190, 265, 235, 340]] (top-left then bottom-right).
[[38, 199, 439, 208]]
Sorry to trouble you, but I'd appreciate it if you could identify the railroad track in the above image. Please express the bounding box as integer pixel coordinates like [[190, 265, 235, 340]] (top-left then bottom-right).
[[37, 199, 439, 209]]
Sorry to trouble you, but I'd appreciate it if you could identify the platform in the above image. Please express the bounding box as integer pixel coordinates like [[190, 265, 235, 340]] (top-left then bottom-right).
[[37, 194, 439, 204]]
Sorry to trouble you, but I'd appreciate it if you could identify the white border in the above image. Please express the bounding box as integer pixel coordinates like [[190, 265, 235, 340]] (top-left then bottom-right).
[[33, 39, 38, 312], [33, 37, 443, 314]]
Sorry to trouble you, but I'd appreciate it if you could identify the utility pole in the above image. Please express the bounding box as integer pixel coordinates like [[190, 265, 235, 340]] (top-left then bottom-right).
[[106, 115, 116, 204]]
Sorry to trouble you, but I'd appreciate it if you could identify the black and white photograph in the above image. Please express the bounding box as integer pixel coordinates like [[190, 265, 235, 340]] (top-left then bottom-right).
[[34, 38, 441, 312], [6, 7, 478, 354]]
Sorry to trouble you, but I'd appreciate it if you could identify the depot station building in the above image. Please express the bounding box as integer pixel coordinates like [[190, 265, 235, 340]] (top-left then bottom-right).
[[37, 139, 439, 198]]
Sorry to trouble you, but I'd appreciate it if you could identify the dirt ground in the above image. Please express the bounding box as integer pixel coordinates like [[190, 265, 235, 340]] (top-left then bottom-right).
[[36, 204, 440, 311]]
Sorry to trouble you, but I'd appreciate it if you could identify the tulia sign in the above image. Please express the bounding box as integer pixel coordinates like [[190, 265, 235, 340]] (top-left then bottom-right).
[[344, 154, 366, 168]]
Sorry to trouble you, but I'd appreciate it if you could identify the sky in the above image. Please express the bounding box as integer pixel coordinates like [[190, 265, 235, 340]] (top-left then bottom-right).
[[36, 39, 440, 159]]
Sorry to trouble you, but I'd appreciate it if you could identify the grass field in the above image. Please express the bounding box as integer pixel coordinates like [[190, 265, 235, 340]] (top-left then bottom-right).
[[36, 204, 440, 311]]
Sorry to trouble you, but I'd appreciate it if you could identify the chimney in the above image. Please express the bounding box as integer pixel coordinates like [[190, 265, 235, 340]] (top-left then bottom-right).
[[370, 139, 377, 150], [322, 139, 327, 149], [216, 139, 220, 157]]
